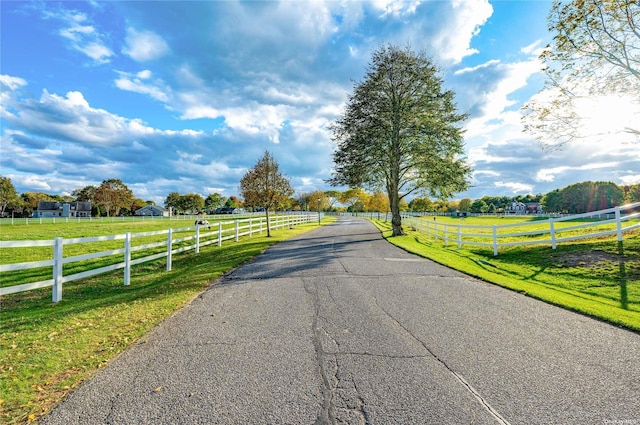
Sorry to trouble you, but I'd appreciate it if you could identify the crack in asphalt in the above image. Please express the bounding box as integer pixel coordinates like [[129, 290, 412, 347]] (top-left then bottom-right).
[[306, 280, 337, 425], [371, 297, 512, 425], [352, 377, 371, 425], [306, 279, 372, 425], [327, 352, 428, 359]]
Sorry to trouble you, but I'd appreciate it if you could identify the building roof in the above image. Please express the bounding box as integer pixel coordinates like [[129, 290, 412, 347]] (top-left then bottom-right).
[[37, 201, 92, 211]]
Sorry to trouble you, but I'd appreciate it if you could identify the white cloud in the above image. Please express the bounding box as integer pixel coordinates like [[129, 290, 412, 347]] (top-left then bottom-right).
[[620, 174, 640, 185], [114, 71, 170, 102], [520, 39, 543, 55], [431, 0, 493, 64], [536, 162, 628, 183], [48, 8, 114, 63], [535, 166, 571, 183], [460, 58, 542, 139], [372, 0, 422, 17], [2, 87, 199, 147], [0, 74, 27, 90], [494, 181, 533, 194], [122, 27, 170, 61]]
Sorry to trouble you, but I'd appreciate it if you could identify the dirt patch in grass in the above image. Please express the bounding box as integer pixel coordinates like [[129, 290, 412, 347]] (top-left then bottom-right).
[[552, 249, 640, 279], [555, 250, 624, 267]]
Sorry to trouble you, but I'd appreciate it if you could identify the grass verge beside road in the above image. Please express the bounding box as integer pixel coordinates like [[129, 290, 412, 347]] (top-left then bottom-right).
[[372, 219, 640, 332], [0, 218, 333, 424]]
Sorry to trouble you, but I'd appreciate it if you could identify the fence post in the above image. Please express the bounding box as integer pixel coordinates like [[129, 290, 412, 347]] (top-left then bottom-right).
[[457, 225, 462, 249], [124, 232, 131, 286], [166, 228, 173, 271], [444, 225, 449, 246], [195, 225, 200, 254], [52, 237, 63, 302], [218, 221, 223, 247], [235, 220, 239, 242], [249, 218, 253, 238], [492, 225, 498, 256], [550, 218, 556, 250], [615, 206, 623, 242], [260, 217, 264, 235]]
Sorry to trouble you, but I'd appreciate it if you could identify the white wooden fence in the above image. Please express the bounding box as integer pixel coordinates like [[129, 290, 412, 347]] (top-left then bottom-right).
[[0, 214, 318, 302], [400, 202, 640, 256]]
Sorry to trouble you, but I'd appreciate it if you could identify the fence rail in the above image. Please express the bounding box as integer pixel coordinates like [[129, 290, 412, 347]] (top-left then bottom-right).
[[399, 202, 640, 255], [0, 211, 294, 225], [0, 214, 318, 302]]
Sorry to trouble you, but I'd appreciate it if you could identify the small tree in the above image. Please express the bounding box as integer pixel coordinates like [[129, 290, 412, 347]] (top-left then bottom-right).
[[240, 151, 294, 237], [306, 190, 329, 213], [329, 45, 471, 236], [458, 198, 472, 212], [21, 192, 54, 217], [408, 197, 434, 213], [72, 185, 97, 202], [181, 193, 205, 214], [324, 190, 342, 211], [225, 196, 241, 208], [366, 189, 390, 213], [205, 193, 225, 212], [164, 192, 181, 215], [0, 177, 21, 217], [339, 188, 368, 212]]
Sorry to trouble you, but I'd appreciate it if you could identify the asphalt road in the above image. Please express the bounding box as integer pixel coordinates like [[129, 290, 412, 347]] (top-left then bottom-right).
[[41, 217, 640, 424]]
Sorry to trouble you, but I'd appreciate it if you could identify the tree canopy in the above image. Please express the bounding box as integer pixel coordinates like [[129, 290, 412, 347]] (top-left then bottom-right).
[[522, 0, 640, 149], [329, 45, 471, 235], [205, 193, 226, 212], [92, 179, 134, 217], [0, 176, 21, 217], [541, 181, 625, 213], [240, 150, 294, 237]]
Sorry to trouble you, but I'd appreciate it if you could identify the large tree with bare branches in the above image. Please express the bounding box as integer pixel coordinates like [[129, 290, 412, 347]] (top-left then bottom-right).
[[522, 0, 640, 149]]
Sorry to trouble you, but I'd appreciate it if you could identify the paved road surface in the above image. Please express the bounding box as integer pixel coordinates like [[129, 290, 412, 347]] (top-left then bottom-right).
[[42, 217, 640, 424]]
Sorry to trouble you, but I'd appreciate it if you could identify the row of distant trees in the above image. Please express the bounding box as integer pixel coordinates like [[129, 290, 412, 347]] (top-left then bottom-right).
[[1, 175, 638, 218], [434, 182, 639, 215]]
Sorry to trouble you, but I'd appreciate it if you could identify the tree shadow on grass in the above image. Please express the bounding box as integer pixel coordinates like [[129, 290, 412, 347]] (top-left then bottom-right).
[[470, 240, 638, 311]]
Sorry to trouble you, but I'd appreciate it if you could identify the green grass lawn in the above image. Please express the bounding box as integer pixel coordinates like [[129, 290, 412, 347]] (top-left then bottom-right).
[[372, 218, 640, 332], [0, 217, 332, 424]]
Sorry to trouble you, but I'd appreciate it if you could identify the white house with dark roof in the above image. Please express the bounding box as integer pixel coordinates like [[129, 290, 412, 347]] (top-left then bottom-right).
[[134, 205, 169, 217], [33, 201, 92, 218]]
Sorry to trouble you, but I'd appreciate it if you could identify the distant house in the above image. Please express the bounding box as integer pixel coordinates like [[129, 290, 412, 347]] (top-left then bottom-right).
[[507, 201, 527, 214], [33, 201, 92, 218], [134, 205, 169, 217], [506, 201, 543, 215], [525, 202, 543, 214]]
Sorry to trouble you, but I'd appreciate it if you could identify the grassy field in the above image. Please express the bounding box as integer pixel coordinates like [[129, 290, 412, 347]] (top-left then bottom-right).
[[0, 217, 332, 424], [372, 216, 640, 332]]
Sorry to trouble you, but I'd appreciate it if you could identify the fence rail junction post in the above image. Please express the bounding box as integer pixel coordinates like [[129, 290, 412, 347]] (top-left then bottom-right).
[[124, 232, 131, 286], [52, 237, 63, 302]]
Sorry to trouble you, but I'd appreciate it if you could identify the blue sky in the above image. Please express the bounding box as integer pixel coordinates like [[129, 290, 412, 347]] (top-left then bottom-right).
[[1, 0, 639, 205]]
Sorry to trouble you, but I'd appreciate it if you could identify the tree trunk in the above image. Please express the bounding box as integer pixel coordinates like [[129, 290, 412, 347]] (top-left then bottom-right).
[[389, 141, 404, 236], [387, 186, 404, 236], [265, 210, 271, 237]]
